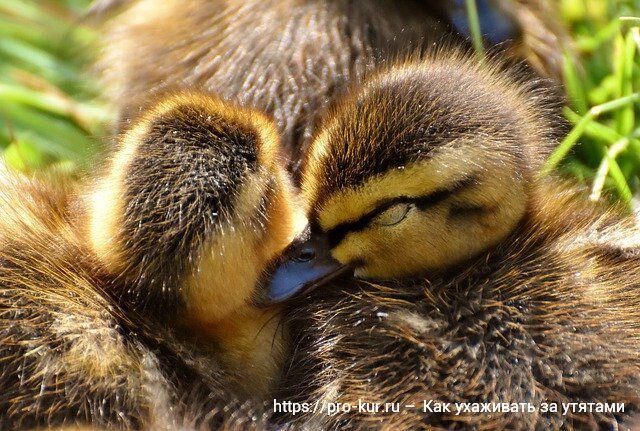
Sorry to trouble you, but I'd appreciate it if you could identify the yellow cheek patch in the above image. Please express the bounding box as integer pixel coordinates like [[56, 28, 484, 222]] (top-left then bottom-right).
[[314, 143, 497, 231], [184, 222, 262, 323], [324, 153, 527, 279], [331, 209, 444, 278], [183, 166, 300, 323], [183, 180, 268, 322]]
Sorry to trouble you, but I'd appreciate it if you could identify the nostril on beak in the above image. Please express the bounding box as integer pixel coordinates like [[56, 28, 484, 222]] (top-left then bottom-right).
[[293, 247, 316, 263], [264, 232, 350, 304]]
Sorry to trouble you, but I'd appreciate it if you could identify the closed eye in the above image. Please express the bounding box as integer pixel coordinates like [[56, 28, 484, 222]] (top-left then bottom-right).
[[371, 202, 413, 227], [325, 174, 479, 248]]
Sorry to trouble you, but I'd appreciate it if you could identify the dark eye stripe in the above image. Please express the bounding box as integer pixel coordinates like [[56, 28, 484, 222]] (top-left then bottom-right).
[[324, 175, 478, 248]]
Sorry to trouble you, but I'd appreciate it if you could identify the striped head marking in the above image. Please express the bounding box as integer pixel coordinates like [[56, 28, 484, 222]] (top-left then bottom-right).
[[87, 93, 305, 323], [302, 54, 554, 279]]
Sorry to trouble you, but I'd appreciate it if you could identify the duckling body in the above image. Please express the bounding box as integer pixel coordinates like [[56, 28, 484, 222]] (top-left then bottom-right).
[[96, 0, 567, 173], [0, 1, 576, 428], [281, 182, 640, 429], [278, 54, 640, 429], [0, 170, 243, 429], [0, 94, 303, 429]]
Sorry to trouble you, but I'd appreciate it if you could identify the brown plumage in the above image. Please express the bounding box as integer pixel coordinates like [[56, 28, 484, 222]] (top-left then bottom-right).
[[93, 0, 568, 175], [0, 93, 302, 430], [0, 1, 577, 428], [276, 54, 640, 430]]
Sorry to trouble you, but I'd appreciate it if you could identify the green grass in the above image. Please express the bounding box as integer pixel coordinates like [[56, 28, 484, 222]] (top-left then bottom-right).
[[0, 0, 110, 173], [544, 0, 640, 208], [0, 0, 639, 208]]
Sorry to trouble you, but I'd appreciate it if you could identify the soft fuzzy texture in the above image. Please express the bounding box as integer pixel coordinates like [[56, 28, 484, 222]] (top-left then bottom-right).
[[94, 0, 567, 176], [279, 55, 640, 430], [281, 178, 640, 430], [0, 168, 267, 430]]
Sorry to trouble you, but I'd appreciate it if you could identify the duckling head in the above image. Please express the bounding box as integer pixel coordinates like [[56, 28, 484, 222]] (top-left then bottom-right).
[[86, 92, 312, 327], [300, 53, 555, 280]]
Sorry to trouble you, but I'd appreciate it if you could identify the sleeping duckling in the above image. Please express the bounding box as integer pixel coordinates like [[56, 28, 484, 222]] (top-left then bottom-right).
[[93, 0, 567, 173], [85, 92, 320, 392], [300, 51, 550, 280], [274, 52, 640, 429], [0, 92, 326, 429]]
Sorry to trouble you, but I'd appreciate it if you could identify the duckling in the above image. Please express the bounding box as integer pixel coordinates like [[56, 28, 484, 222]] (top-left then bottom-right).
[[93, 0, 568, 174], [85, 91, 319, 391], [0, 92, 323, 429], [272, 52, 640, 429]]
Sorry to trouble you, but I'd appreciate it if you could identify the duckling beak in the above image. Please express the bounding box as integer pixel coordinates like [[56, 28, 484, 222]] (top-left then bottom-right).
[[264, 234, 351, 304]]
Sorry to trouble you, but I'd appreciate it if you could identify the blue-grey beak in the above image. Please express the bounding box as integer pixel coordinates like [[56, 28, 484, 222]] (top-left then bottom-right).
[[265, 233, 350, 304]]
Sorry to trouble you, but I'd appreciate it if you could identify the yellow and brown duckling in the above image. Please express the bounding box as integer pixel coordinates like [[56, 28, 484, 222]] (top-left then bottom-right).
[[0, 92, 323, 429], [86, 92, 311, 392], [93, 0, 568, 174], [273, 53, 640, 430]]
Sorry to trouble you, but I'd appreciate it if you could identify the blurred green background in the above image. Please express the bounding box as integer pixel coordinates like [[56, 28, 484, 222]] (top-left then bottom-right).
[[0, 0, 109, 174], [0, 0, 639, 206]]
